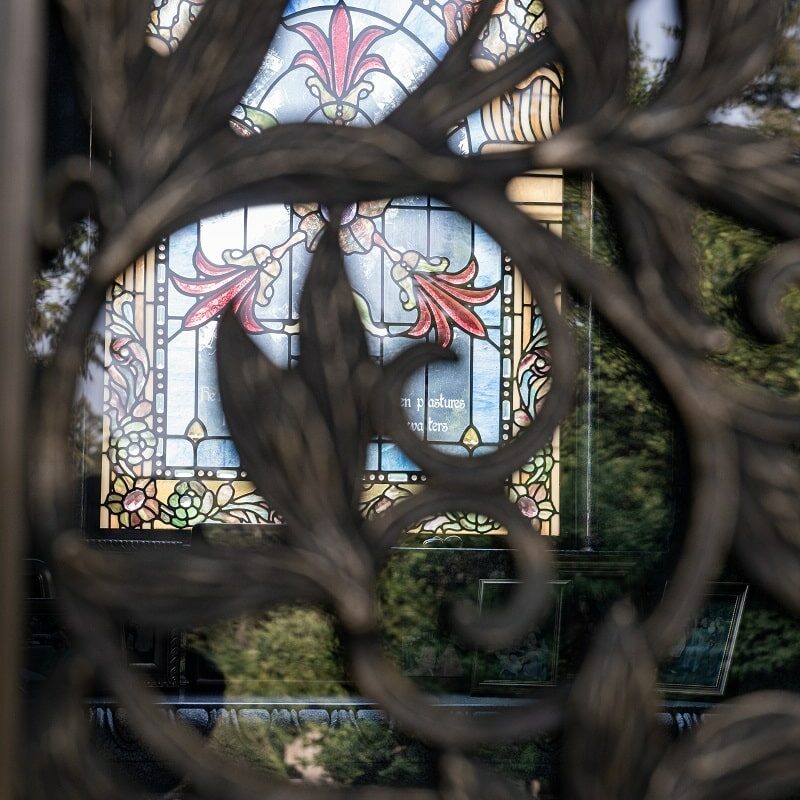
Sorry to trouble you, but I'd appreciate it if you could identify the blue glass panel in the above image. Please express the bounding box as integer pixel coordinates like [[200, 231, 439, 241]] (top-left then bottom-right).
[[199, 210, 246, 260], [197, 332, 227, 436], [474, 227, 502, 284], [165, 437, 194, 466], [197, 439, 241, 469], [166, 319, 183, 338], [379, 442, 419, 472], [472, 337, 502, 444], [365, 442, 380, 470], [253, 332, 292, 368], [425, 330, 471, 443], [166, 331, 197, 435], [401, 5, 450, 61], [168, 224, 200, 277], [430, 444, 467, 458]]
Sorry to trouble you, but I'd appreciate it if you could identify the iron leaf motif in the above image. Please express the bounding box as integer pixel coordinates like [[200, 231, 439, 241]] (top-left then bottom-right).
[[297, 223, 378, 524], [646, 693, 800, 800], [564, 603, 665, 800]]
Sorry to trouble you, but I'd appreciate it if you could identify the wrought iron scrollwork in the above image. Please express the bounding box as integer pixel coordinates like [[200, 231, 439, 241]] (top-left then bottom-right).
[[28, 0, 800, 797]]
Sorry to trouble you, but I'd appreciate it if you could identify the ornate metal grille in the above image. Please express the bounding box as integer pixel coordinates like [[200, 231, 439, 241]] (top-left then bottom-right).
[[4, 0, 800, 798]]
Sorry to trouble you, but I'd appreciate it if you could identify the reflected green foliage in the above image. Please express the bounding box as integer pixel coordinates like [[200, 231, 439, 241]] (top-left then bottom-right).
[[559, 311, 675, 555], [207, 719, 550, 792], [377, 548, 475, 683], [188, 550, 491, 700], [683, 7, 800, 692], [626, 28, 670, 108], [315, 724, 434, 787], [556, 10, 800, 696], [476, 741, 549, 795], [696, 210, 800, 395], [560, 175, 676, 557], [207, 718, 295, 778], [560, 28, 678, 553], [585, 342, 674, 554], [317, 724, 549, 791], [728, 593, 800, 693], [70, 395, 104, 476], [188, 608, 347, 697]]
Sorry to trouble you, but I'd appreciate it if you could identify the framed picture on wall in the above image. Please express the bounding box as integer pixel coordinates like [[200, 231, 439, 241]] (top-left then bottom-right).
[[657, 582, 749, 697], [471, 579, 568, 693]]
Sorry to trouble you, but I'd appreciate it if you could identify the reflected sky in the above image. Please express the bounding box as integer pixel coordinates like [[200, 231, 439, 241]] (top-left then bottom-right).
[[627, 0, 680, 61]]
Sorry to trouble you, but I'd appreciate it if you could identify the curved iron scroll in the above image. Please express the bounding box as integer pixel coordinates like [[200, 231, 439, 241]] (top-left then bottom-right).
[[28, 0, 800, 798]]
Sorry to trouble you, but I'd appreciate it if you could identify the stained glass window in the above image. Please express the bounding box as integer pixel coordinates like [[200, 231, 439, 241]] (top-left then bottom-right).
[[100, 0, 564, 535]]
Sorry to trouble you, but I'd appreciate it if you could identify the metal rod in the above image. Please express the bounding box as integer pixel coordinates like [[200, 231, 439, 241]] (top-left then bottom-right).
[[0, 0, 42, 796], [583, 175, 596, 552]]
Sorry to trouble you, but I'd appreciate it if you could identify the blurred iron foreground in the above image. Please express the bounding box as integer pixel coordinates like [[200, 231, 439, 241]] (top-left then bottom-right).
[[3, 0, 800, 798]]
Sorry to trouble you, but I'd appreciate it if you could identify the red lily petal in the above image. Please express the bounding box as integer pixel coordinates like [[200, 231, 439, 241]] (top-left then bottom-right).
[[289, 22, 333, 82], [195, 248, 239, 277], [428, 293, 454, 347], [407, 295, 433, 338], [440, 283, 497, 305], [443, 258, 477, 285], [415, 276, 488, 339], [348, 26, 389, 87], [350, 54, 389, 87], [231, 283, 265, 333], [173, 271, 250, 296], [183, 272, 258, 329], [292, 51, 331, 84], [424, 273, 498, 306], [330, 3, 352, 97]]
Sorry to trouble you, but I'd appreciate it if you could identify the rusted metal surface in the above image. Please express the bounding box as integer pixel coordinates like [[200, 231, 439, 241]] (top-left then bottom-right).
[[19, 0, 800, 797]]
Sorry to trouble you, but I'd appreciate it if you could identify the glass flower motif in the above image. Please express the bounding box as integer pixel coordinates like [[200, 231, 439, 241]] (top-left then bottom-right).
[[288, 1, 391, 124], [107, 334, 148, 422], [390, 253, 498, 348], [515, 315, 551, 426], [106, 476, 160, 528], [294, 200, 390, 254], [171, 237, 302, 333]]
